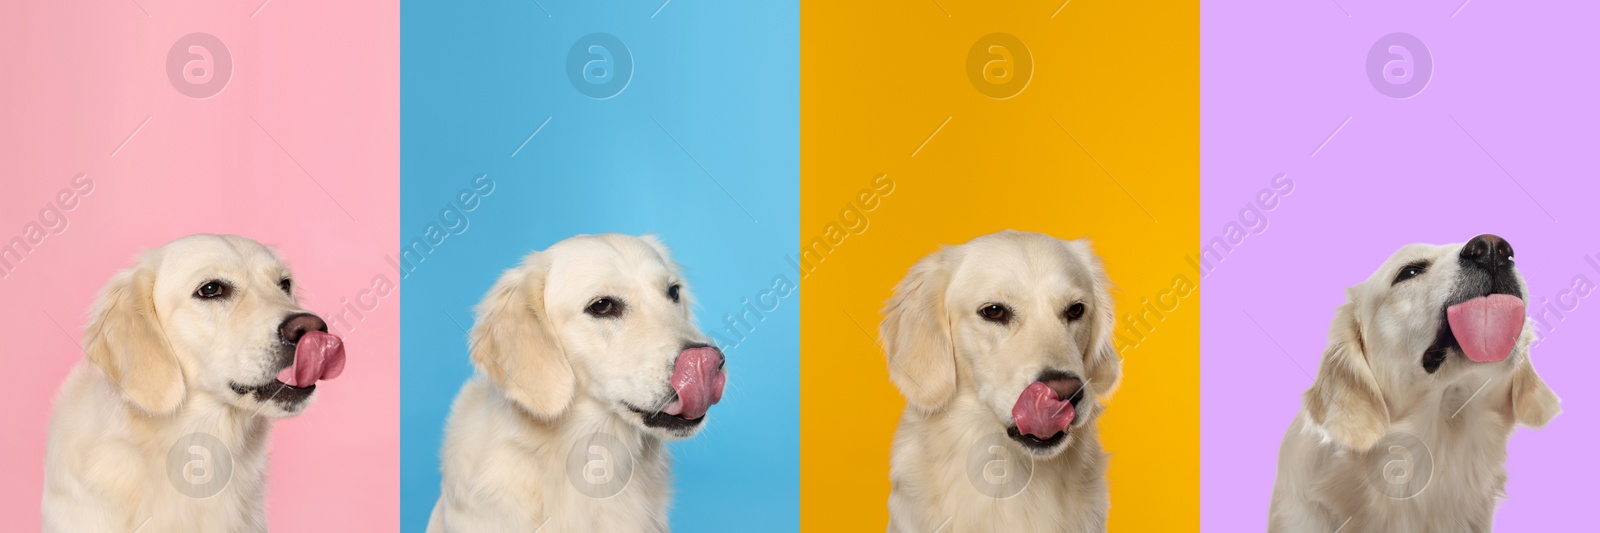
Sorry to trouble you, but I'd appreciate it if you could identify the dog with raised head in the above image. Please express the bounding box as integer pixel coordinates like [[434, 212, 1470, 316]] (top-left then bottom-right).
[[427, 234, 727, 532], [42, 234, 347, 532], [881, 230, 1122, 532], [1268, 234, 1560, 531]]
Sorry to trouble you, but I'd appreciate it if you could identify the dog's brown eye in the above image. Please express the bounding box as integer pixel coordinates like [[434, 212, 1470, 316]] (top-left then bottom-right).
[[1065, 303, 1086, 321], [586, 297, 622, 318], [1393, 262, 1428, 284], [978, 304, 1011, 323], [195, 280, 231, 300], [668, 284, 681, 303], [279, 279, 292, 295]]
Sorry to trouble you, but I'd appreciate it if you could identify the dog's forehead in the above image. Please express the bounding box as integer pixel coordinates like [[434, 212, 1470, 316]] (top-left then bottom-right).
[[153, 234, 288, 283], [948, 233, 1092, 298], [544, 234, 676, 293]]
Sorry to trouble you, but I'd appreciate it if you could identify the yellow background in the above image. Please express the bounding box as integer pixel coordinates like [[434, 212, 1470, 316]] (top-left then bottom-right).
[[800, 0, 1199, 530]]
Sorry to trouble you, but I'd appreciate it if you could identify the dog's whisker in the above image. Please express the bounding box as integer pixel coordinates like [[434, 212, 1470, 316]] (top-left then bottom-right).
[[649, 393, 677, 416]]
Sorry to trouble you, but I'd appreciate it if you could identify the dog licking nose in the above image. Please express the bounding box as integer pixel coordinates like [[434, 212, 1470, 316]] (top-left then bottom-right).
[[1447, 235, 1526, 364], [1012, 376, 1082, 439], [276, 314, 347, 387], [663, 347, 726, 420]]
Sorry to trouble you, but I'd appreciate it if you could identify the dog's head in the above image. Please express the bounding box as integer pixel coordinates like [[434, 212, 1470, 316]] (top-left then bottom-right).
[[1304, 234, 1559, 450], [84, 234, 343, 418], [881, 230, 1121, 457], [471, 233, 725, 440]]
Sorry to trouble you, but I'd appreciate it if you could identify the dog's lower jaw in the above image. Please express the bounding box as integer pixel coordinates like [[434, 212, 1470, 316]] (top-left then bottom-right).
[[625, 402, 709, 440]]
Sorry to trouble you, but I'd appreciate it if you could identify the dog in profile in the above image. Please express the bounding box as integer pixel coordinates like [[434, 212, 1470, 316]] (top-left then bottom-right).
[[428, 234, 727, 532], [42, 234, 347, 532], [1269, 234, 1559, 531], [881, 230, 1122, 532]]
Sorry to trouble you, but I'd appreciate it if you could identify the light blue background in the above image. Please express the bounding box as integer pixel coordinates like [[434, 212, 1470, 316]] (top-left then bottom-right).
[[400, 1, 798, 530]]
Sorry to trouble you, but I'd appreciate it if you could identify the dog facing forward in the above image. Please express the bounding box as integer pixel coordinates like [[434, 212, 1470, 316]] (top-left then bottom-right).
[[42, 235, 347, 532], [881, 230, 1122, 532], [1269, 234, 1559, 531], [428, 234, 727, 532]]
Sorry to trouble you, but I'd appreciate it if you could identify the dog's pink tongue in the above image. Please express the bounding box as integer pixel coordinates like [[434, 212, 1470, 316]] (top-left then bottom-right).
[[1447, 294, 1525, 363], [1012, 382, 1075, 439], [276, 331, 346, 387], [662, 347, 725, 420]]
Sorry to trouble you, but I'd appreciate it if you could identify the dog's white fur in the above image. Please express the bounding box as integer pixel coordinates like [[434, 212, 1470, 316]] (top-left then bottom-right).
[[42, 234, 329, 532], [1268, 241, 1560, 531], [882, 230, 1122, 532], [428, 234, 718, 532]]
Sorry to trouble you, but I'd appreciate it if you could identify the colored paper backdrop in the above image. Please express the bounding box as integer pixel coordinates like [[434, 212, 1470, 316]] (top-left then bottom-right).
[[1201, 0, 1600, 529], [398, 0, 799, 531], [0, 0, 400, 530], [800, 0, 1200, 530]]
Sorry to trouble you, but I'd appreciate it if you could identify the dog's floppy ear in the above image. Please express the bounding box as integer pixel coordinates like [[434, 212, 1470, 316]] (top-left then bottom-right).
[[85, 261, 185, 415], [881, 248, 957, 411], [1086, 292, 1121, 398], [471, 253, 574, 419], [1302, 303, 1389, 451], [1086, 340, 1122, 402], [1508, 347, 1559, 427], [1078, 240, 1122, 397]]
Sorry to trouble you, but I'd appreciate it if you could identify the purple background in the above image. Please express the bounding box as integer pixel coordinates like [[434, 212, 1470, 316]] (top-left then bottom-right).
[[1202, 0, 1600, 530]]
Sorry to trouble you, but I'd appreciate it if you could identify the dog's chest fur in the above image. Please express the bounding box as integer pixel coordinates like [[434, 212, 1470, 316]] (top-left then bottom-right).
[[43, 367, 274, 533], [1278, 382, 1518, 532], [887, 400, 1109, 533]]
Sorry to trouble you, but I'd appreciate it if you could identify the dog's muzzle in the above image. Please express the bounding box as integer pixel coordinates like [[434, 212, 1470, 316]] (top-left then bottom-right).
[[1426, 234, 1527, 371]]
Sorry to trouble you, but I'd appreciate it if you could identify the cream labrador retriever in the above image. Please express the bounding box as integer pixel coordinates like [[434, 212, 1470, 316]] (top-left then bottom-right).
[[42, 234, 347, 532], [1269, 234, 1560, 531], [881, 230, 1122, 532], [427, 234, 727, 532]]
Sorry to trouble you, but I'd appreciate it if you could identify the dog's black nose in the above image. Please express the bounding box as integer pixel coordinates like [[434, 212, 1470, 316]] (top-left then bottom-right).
[[278, 313, 328, 344], [1460, 234, 1514, 273]]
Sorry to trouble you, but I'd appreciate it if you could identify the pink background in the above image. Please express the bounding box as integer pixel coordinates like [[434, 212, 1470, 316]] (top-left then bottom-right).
[[0, 1, 398, 531]]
